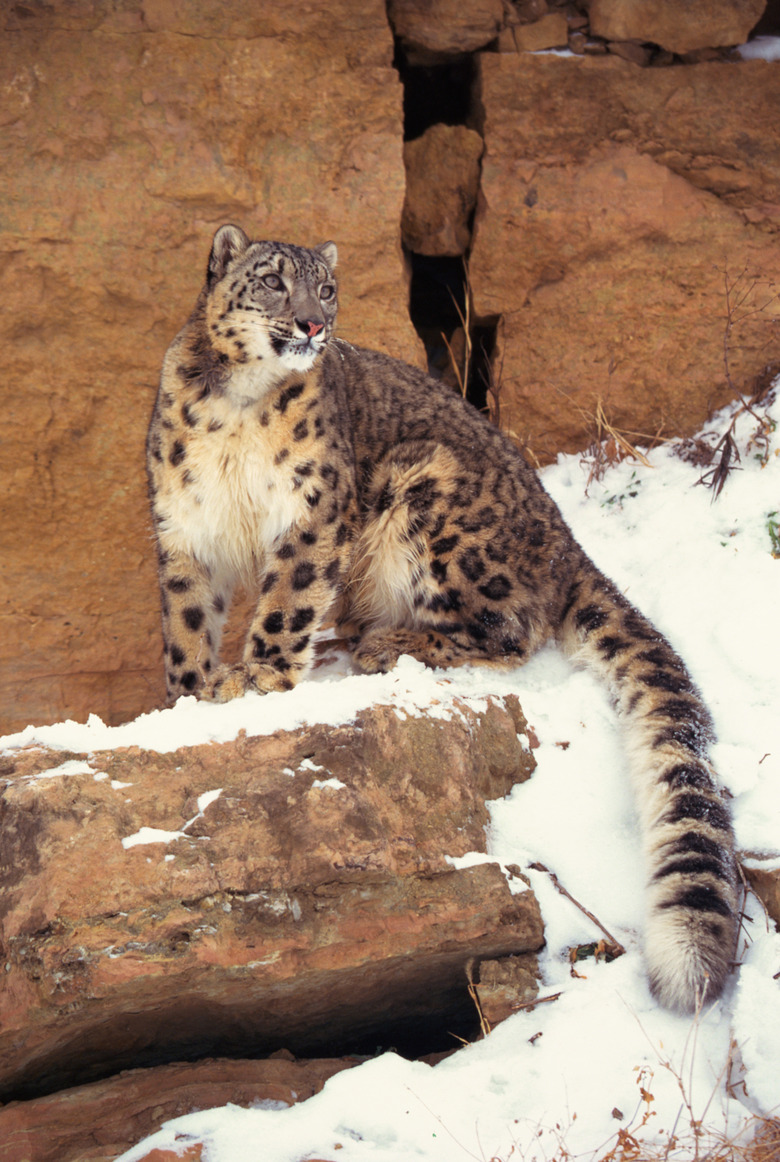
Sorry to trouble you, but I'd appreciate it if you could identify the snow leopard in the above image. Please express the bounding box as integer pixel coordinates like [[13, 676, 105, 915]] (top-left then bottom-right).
[[146, 224, 739, 1014]]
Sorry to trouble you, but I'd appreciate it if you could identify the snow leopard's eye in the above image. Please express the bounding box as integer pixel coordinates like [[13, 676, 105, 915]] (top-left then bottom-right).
[[262, 273, 284, 291], [320, 283, 335, 301]]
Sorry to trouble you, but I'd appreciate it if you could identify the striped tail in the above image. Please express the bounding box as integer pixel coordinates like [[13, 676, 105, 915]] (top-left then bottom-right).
[[558, 555, 739, 1013]]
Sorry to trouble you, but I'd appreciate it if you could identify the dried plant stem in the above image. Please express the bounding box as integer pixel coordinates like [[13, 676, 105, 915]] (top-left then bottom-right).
[[465, 957, 492, 1038], [442, 258, 473, 399], [721, 265, 780, 396], [529, 860, 626, 957]]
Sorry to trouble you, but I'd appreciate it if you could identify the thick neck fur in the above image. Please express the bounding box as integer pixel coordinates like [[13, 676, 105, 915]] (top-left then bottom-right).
[[179, 294, 321, 410], [222, 355, 293, 408]]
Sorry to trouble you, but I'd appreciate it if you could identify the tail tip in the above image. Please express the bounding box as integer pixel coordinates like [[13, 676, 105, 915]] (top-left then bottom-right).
[[645, 912, 736, 1014]]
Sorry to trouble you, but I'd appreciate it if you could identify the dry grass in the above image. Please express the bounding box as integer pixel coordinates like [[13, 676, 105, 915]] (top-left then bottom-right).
[[441, 260, 473, 401], [666, 265, 779, 499], [408, 1083, 780, 1162], [475, 1075, 780, 1162], [676, 372, 778, 500], [575, 397, 667, 492], [583, 1114, 780, 1162]]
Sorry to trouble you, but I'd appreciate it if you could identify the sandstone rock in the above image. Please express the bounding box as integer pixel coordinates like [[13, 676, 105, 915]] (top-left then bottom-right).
[[402, 124, 484, 256], [388, 0, 507, 56], [0, 696, 541, 1101], [0, 1055, 356, 1162], [584, 0, 766, 54], [512, 0, 550, 21], [744, 859, 780, 928], [474, 951, 541, 1026], [137, 1151, 203, 1162], [470, 53, 780, 460], [498, 13, 569, 52], [606, 40, 653, 65], [0, 0, 422, 735]]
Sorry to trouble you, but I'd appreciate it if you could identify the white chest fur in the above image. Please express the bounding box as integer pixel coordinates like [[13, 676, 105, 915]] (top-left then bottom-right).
[[156, 397, 308, 581]]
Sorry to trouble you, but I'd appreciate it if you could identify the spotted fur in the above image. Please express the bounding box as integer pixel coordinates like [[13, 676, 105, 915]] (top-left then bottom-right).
[[147, 225, 738, 1013]]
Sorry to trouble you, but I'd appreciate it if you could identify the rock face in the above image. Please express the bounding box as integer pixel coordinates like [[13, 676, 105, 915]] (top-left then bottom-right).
[[0, 0, 420, 735], [2, 0, 778, 735], [470, 53, 780, 460], [0, 696, 542, 1103]]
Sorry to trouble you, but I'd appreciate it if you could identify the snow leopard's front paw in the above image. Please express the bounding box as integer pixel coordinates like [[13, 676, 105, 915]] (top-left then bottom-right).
[[201, 662, 295, 703], [351, 628, 434, 673]]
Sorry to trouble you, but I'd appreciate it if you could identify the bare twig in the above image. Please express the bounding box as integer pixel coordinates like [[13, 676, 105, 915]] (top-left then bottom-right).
[[694, 372, 778, 500], [528, 860, 626, 958], [464, 957, 492, 1039], [692, 266, 780, 499], [721, 265, 780, 396], [511, 990, 562, 1013]]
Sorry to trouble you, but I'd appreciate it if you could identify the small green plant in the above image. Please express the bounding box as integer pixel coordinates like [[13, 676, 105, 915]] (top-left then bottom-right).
[[602, 470, 643, 509], [767, 511, 780, 558]]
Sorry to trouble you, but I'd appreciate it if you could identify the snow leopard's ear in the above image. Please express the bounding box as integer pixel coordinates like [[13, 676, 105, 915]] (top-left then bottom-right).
[[315, 241, 338, 272], [207, 224, 250, 287]]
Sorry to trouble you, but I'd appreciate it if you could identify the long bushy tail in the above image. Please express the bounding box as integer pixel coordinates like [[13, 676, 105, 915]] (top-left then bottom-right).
[[557, 553, 738, 1013]]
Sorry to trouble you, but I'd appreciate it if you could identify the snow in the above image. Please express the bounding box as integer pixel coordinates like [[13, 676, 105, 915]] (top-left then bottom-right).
[[21, 758, 95, 781], [738, 35, 780, 61], [121, 786, 222, 848], [121, 825, 189, 850], [3, 391, 780, 1159]]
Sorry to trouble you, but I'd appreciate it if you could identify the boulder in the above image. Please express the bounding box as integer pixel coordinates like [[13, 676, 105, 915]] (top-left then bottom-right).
[[470, 53, 780, 460], [584, 0, 766, 54], [388, 0, 507, 57], [402, 124, 484, 256], [498, 13, 570, 53], [0, 0, 421, 735], [0, 696, 541, 1102], [474, 949, 541, 1026]]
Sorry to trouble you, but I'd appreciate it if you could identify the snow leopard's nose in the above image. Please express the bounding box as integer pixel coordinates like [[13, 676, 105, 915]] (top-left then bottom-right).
[[296, 317, 325, 339]]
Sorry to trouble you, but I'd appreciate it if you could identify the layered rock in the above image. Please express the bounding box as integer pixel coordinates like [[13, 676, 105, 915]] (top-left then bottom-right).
[[0, 0, 420, 734], [0, 696, 542, 1103], [470, 53, 780, 459], [0, 1054, 357, 1162]]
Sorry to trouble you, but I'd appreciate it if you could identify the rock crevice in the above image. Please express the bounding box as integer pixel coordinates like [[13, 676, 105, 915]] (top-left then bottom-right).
[[389, 0, 779, 462]]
